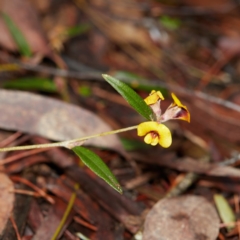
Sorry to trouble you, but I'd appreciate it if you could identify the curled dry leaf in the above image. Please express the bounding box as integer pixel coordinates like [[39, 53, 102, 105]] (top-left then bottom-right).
[[0, 89, 123, 152], [0, 173, 15, 235], [0, 0, 51, 55], [143, 195, 219, 240]]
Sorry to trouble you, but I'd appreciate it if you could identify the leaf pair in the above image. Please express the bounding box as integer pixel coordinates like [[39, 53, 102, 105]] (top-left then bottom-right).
[[74, 75, 154, 194]]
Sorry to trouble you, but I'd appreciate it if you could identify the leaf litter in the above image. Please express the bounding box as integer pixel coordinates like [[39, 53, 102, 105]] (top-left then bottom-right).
[[1, 0, 240, 239], [0, 173, 14, 235]]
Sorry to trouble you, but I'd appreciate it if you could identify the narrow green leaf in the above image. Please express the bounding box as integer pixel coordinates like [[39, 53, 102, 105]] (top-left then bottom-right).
[[214, 194, 236, 230], [72, 146, 122, 194], [4, 78, 57, 92], [66, 24, 91, 37], [102, 74, 154, 120], [2, 13, 32, 57]]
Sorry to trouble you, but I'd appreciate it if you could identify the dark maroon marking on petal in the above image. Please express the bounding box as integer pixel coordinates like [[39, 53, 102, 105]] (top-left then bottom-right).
[[175, 109, 187, 119], [150, 132, 159, 138]]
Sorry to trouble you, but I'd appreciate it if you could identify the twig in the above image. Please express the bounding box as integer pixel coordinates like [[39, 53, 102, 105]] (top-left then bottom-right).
[[10, 216, 21, 240], [0, 148, 49, 165], [10, 189, 41, 197], [74, 216, 97, 231], [0, 132, 22, 147], [10, 176, 54, 204], [164, 172, 199, 198]]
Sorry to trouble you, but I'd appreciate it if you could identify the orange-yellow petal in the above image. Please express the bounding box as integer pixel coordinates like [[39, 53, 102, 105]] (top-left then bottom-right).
[[137, 122, 159, 136], [171, 93, 188, 111], [144, 133, 153, 144], [155, 124, 172, 148], [151, 136, 159, 146], [144, 90, 164, 105], [155, 91, 164, 100], [177, 108, 190, 122], [169, 93, 190, 123]]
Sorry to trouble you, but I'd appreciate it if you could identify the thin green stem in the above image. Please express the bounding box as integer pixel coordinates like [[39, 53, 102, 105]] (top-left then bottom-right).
[[51, 184, 79, 240], [0, 125, 138, 152], [0, 141, 66, 152], [67, 125, 138, 144]]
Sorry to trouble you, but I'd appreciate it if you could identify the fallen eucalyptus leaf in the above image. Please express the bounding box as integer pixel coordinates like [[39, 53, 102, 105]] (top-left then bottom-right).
[[0, 89, 123, 152]]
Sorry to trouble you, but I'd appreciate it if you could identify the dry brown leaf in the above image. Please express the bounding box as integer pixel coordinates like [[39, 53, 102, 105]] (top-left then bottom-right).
[[143, 195, 219, 240], [0, 0, 51, 55], [0, 173, 15, 235], [132, 150, 240, 179], [84, 6, 151, 48], [0, 89, 123, 152]]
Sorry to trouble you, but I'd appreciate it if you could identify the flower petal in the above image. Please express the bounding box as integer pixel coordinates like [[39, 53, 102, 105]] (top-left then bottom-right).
[[161, 105, 190, 123], [151, 136, 159, 146], [137, 121, 160, 136], [160, 93, 190, 123], [144, 90, 164, 105], [175, 108, 190, 122], [156, 124, 172, 148], [144, 133, 153, 144], [171, 93, 188, 112]]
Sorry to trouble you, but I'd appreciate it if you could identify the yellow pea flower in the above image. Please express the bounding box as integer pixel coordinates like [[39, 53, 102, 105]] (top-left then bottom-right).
[[138, 90, 190, 148], [137, 122, 172, 148]]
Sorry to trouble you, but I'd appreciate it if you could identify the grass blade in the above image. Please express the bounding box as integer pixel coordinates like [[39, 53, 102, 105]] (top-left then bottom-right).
[[2, 13, 32, 57]]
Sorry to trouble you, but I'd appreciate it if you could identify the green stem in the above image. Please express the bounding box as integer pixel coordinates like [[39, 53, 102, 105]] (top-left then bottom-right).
[[0, 125, 138, 152], [51, 184, 79, 240], [0, 141, 66, 152], [66, 125, 138, 145]]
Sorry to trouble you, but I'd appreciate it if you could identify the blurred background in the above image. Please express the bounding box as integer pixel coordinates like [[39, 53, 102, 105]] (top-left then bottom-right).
[[0, 0, 240, 239]]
